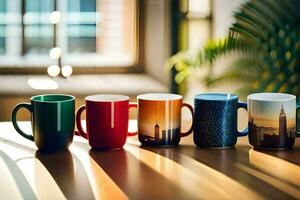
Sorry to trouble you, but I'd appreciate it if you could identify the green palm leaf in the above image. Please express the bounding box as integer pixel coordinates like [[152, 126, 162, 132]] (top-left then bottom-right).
[[205, 57, 260, 87], [166, 0, 300, 99]]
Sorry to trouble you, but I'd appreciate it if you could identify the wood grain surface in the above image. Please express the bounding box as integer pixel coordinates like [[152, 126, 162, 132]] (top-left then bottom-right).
[[0, 121, 299, 200]]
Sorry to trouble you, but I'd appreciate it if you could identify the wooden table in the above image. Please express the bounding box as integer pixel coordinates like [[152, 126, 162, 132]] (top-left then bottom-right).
[[0, 121, 300, 200]]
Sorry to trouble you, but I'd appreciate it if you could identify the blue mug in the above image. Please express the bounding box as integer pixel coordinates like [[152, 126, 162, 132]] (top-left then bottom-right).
[[194, 93, 248, 148]]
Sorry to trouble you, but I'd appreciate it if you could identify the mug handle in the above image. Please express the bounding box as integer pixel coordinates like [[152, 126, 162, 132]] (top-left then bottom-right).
[[12, 103, 34, 141], [127, 102, 138, 136], [237, 102, 248, 137], [296, 103, 300, 137], [180, 103, 194, 137], [75, 105, 88, 139]]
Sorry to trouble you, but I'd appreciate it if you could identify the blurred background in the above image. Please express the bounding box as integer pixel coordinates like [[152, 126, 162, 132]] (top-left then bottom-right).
[[0, 0, 299, 124]]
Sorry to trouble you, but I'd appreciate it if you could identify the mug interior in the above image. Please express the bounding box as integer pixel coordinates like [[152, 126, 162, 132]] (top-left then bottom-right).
[[194, 93, 237, 101], [31, 94, 75, 103], [85, 94, 129, 102], [137, 93, 182, 101], [248, 93, 295, 101]]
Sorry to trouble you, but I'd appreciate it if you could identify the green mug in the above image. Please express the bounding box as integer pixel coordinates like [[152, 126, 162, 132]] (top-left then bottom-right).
[[12, 94, 75, 152]]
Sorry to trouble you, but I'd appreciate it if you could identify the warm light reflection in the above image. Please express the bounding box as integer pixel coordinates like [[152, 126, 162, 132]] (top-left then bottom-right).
[[28, 78, 58, 90], [0, 140, 33, 160], [237, 163, 300, 199], [0, 143, 66, 199], [128, 119, 137, 133], [124, 144, 263, 200], [18, 159, 66, 200], [70, 143, 128, 200], [0, 125, 127, 200], [0, 157, 23, 199], [248, 149, 300, 187]]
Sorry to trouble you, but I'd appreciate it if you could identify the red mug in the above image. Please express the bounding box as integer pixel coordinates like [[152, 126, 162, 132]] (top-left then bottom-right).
[[75, 94, 137, 149]]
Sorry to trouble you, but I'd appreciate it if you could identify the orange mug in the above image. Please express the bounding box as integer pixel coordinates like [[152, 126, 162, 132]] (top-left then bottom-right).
[[134, 93, 194, 147]]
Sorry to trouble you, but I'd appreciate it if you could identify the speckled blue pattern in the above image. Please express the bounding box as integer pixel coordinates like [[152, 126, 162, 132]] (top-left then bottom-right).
[[194, 93, 248, 148]]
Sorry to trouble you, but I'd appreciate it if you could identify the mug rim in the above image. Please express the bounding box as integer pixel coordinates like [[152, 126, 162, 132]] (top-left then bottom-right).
[[137, 93, 182, 101], [194, 93, 238, 101], [85, 94, 129, 102], [31, 94, 75, 103], [247, 93, 296, 102]]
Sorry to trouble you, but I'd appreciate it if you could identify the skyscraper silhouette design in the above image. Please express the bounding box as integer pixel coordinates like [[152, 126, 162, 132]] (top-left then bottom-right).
[[279, 104, 287, 142], [155, 124, 160, 141]]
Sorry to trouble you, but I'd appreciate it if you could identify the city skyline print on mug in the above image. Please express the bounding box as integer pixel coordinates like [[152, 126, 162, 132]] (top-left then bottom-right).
[[139, 98, 181, 145], [249, 97, 296, 149], [137, 93, 193, 146]]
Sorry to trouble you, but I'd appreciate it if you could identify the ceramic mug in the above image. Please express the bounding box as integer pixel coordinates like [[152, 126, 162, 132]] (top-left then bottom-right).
[[248, 93, 300, 150], [12, 94, 75, 152], [135, 93, 194, 146], [76, 94, 137, 149], [194, 93, 248, 148]]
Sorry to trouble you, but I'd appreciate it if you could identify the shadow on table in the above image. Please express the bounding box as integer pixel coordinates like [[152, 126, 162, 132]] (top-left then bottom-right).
[[0, 150, 37, 199], [35, 150, 94, 200], [0, 137, 94, 200], [138, 143, 300, 199], [88, 147, 197, 200]]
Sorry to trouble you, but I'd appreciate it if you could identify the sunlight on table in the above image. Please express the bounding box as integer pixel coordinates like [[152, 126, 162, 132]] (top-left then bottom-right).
[[28, 78, 58, 90]]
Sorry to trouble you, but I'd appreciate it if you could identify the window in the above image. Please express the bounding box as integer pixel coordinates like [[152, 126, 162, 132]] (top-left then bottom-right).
[[170, 0, 212, 93], [0, 0, 6, 54], [187, 0, 211, 50], [177, 0, 212, 51], [0, 0, 22, 59], [67, 0, 96, 53], [24, 0, 54, 54], [0, 0, 138, 68]]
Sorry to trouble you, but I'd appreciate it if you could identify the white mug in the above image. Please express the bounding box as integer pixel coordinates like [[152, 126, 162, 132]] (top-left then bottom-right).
[[248, 93, 300, 150]]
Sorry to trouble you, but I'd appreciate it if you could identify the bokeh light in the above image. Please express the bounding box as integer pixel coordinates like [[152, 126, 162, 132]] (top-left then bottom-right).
[[47, 65, 60, 77], [61, 65, 73, 77], [49, 11, 62, 24], [49, 47, 62, 59]]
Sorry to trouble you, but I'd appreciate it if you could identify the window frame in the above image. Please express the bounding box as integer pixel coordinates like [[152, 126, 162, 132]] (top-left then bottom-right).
[[170, 0, 213, 93], [0, 0, 143, 74]]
